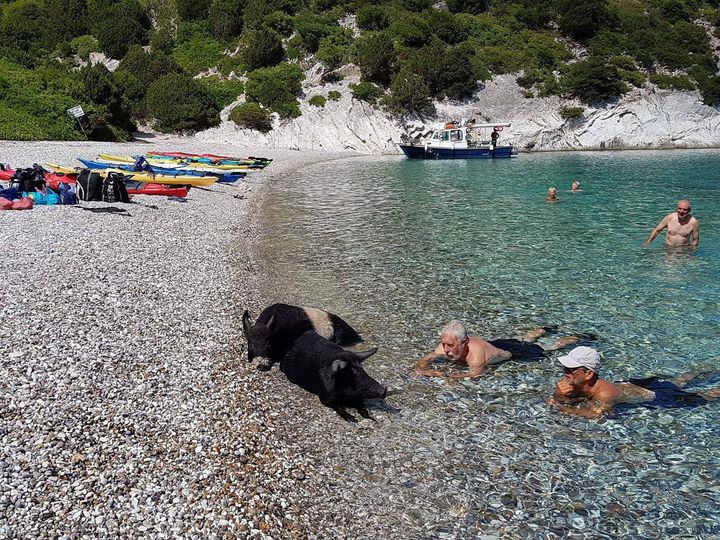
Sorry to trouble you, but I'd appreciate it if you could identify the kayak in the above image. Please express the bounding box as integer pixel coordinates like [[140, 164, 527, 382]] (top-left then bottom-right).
[[98, 153, 263, 172], [146, 151, 272, 166], [46, 163, 217, 187], [1, 166, 188, 196], [77, 158, 246, 183]]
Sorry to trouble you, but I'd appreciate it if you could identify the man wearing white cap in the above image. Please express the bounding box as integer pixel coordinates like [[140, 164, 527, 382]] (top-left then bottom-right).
[[549, 346, 720, 418]]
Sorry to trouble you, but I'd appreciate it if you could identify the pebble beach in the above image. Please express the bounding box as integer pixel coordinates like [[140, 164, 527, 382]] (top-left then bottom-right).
[[0, 139, 384, 539]]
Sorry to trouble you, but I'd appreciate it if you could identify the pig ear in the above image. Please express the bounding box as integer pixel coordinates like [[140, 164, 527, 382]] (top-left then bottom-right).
[[354, 347, 378, 362], [242, 310, 253, 336], [329, 359, 348, 375], [266, 315, 275, 331]]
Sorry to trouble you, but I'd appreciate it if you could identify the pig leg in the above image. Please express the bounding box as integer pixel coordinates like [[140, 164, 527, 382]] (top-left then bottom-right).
[[331, 405, 358, 422]]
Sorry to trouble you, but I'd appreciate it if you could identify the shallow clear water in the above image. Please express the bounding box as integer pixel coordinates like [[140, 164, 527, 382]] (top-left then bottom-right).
[[255, 150, 720, 538]]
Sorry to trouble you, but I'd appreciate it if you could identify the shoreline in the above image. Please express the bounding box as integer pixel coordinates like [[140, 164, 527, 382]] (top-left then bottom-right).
[[0, 140, 366, 538]]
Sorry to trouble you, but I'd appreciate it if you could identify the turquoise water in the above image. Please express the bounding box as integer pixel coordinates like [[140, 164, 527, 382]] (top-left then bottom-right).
[[255, 150, 720, 537]]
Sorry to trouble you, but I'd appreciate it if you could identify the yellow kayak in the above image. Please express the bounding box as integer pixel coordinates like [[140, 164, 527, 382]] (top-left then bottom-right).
[[45, 163, 218, 187], [98, 153, 258, 172]]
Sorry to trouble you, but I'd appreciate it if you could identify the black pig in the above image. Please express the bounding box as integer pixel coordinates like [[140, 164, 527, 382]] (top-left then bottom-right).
[[242, 303, 361, 370], [280, 330, 387, 422]]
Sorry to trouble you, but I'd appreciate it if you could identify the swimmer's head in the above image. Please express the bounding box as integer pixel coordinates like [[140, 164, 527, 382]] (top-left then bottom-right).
[[558, 346, 600, 374], [440, 320, 469, 360]]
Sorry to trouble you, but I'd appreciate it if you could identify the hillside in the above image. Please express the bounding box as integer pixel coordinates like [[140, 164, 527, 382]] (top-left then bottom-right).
[[1, 0, 720, 152]]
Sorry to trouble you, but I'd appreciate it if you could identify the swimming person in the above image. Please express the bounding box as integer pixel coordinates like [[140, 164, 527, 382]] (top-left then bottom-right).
[[415, 320, 580, 379], [546, 187, 559, 202], [644, 199, 699, 248], [571, 181, 581, 192], [548, 346, 720, 418]]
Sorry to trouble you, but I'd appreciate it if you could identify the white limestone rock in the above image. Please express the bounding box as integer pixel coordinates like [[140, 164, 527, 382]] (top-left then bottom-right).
[[202, 72, 720, 154]]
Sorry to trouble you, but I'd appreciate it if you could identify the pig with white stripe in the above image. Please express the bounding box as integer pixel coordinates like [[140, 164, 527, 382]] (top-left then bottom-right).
[[242, 303, 362, 370]]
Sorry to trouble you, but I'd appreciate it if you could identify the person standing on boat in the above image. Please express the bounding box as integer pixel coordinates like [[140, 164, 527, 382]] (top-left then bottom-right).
[[546, 187, 559, 202], [644, 199, 699, 248], [415, 321, 579, 379], [491, 128, 499, 149]]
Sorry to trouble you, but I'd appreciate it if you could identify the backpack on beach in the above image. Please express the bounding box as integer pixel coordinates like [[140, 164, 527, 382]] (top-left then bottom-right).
[[102, 171, 130, 203], [76, 169, 103, 201], [10, 166, 46, 194]]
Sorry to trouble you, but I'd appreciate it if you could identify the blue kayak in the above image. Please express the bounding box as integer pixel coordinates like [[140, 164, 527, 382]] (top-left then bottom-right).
[[77, 158, 246, 183]]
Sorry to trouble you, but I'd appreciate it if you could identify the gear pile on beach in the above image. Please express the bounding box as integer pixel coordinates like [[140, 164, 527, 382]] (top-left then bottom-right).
[[0, 152, 272, 210]]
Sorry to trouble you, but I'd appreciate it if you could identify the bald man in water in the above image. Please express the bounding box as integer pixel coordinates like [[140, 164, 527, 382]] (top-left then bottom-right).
[[645, 199, 699, 248]]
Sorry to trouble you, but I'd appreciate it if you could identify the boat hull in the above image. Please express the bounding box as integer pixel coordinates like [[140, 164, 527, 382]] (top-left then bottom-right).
[[399, 145, 514, 159]]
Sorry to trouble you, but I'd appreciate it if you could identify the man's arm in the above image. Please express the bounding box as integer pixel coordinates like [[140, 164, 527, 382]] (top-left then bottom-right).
[[691, 218, 699, 248], [445, 366, 487, 379], [549, 400, 612, 419], [644, 214, 670, 245], [415, 345, 446, 377]]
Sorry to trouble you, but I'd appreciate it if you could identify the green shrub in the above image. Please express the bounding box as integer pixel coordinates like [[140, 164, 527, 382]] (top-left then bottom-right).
[[356, 6, 390, 31], [557, 0, 611, 42], [516, 69, 543, 89], [172, 34, 226, 74], [208, 0, 244, 40], [218, 54, 246, 76], [94, 0, 150, 59], [309, 95, 326, 107], [320, 71, 343, 84], [422, 9, 469, 45], [559, 106, 585, 120], [263, 11, 295, 37], [649, 73, 696, 91], [239, 27, 284, 71], [176, 0, 211, 21], [150, 28, 175, 54], [293, 10, 337, 53], [446, 0, 489, 14], [389, 15, 431, 48], [355, 32, 396, 86], [315, 29, 352, 71], [229, 102, 272, 132], [200, 77, 245, 109], [117, 46, 182, 89], [697, 74, 720, 106], [620, 69, 645, 87], [561, 56, 628, 103], [245, 62, 304, 118], [588, 29, 626, 57], [327, 90, 341, 100], [69, 35, 100, 61], [398, 0, 432, 12], [350, 81, 384, 104], [382, 68, 435, 116], [0, 59, 92, 140], [114, 69, 147, 118], [145, 72, 219, 132]]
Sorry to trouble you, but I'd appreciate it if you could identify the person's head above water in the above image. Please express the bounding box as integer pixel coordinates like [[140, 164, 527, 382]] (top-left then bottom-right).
[[440, 320, 469, 360], [558, 346, 600, 373], [571, 181, 581, 191], [676, 199, 691, 221]]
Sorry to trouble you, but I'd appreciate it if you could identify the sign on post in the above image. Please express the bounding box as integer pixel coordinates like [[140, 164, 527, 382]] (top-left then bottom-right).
[[67, 105, 85, 118], [66, 105, 87, 137]]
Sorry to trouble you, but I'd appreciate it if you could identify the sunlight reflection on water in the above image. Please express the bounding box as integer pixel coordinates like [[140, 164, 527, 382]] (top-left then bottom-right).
[[255, 150, 720, 537]]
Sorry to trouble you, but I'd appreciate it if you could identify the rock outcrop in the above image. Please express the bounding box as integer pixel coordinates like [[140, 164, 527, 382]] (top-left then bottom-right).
[[192, 72, 720, 155]]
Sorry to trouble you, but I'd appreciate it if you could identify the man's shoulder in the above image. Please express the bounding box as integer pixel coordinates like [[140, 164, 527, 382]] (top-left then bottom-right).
[[592, 379, 622, 403]]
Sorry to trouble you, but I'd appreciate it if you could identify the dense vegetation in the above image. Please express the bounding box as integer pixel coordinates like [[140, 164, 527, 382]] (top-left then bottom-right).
[[1, 0, 719, 140]]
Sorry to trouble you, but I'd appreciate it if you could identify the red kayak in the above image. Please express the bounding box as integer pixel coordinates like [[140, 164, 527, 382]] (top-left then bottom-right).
[[1, 167, 189, 197]]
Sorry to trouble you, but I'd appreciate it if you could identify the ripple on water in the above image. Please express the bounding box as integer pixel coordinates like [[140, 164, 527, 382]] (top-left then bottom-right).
[[256, 151, 720, 537]]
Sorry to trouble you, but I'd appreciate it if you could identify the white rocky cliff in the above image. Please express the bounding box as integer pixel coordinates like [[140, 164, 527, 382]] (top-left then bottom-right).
[[192, 69, 720, 155]]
